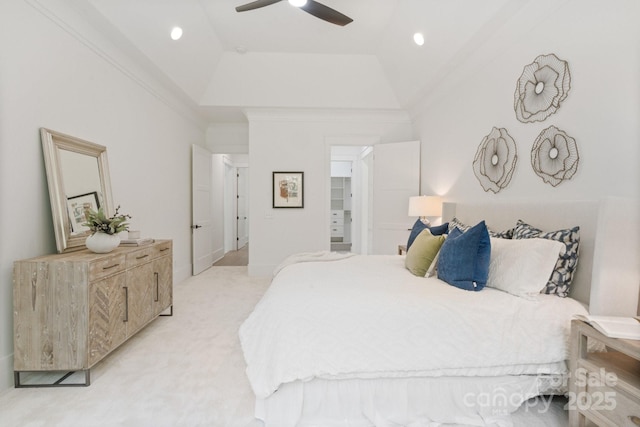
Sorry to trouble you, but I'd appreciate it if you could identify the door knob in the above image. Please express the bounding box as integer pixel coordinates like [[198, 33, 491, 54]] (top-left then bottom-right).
[[191, 224, 202, 229]]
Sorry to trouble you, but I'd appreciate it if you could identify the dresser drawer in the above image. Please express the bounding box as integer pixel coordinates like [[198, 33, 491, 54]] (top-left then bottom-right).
[[330, 226, 344, 237], [330, 217, 344, 226], [126, 246, 155, 268], [581, 381, 640, 427], [151, 241, 172, 259], [575, 349, 640, 427], [89, 253, 126, 281], [330, 210, 344, 219]]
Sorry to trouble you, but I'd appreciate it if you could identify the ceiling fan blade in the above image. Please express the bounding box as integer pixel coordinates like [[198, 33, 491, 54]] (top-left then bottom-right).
[[300, 0, 353, 26], [236, 0, 283, 12]]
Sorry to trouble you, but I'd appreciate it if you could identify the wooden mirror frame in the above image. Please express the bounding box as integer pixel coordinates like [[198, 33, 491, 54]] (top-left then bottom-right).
[[41, 128, 114, 253]]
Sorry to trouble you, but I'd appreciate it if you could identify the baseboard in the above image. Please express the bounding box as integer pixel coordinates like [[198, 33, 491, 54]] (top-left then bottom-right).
[[0, 353, 14, 395], [212, 248, 224, 264]]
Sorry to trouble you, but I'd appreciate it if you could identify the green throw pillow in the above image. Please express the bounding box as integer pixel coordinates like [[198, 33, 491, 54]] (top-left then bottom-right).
[[405, 229, 446, 277]]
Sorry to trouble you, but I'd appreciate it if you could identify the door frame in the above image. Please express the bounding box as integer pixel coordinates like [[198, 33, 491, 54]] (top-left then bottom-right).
[[222, 155, 249, 254], [325, 136, 379, 254], [326, 139, 420, 255]]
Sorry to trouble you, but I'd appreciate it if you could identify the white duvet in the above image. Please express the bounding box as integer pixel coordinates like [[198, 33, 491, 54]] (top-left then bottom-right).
[[239, 255, 589, 399]]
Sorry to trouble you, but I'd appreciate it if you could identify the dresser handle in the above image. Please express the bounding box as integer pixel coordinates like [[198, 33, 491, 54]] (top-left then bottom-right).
[[159, 247, 170, 252], [154, 272, 159, 302], [103, 264, 120, 270], [630, 416, 640, 426], [123, 287, 129, 322], [136, 254, 149, 260]]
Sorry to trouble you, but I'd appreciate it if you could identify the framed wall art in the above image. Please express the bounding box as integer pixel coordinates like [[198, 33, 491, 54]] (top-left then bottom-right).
[[273, 171, 304, 208], [66, 191, 100, 233]]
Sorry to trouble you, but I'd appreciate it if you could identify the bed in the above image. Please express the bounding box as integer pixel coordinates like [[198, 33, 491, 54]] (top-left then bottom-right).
[[240, 199, 640, 427]]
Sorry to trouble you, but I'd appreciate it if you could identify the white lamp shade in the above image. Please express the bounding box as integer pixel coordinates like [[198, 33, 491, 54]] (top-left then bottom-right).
[[408, 196, 443, 217]]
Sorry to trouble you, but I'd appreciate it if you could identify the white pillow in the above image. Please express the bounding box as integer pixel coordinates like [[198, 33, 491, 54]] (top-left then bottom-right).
[[487, 237, 565, 299], [426, 249, 441, 277]]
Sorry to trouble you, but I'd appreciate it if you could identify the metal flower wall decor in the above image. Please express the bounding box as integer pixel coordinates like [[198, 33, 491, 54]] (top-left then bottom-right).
[[473, 127, 518, 193], [531, 125, 579, 187], [514, 53, 571, 123]]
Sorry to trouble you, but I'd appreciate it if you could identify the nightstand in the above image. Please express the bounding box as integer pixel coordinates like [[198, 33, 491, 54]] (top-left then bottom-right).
[[569, 319, 640, 427], [398, 244, 407, 255]]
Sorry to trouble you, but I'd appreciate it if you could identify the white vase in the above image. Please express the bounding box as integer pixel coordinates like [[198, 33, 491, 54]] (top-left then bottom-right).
[[86, 232, 121, 253]]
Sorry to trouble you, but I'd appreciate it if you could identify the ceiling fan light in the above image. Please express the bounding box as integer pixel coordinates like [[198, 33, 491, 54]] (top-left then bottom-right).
[[288, 0, 307, 7], [413, 32, 425, 46], [170, 27, 183, 41]]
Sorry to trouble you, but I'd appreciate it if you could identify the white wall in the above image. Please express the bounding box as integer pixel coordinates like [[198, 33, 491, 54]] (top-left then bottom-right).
[[0, 0, 205, 393], [207, 123, 249, 154], [201, 52, 401, 110], [411, 0, 640, 316], [412, 0, 640, 204], [246, 109, 414, 276]]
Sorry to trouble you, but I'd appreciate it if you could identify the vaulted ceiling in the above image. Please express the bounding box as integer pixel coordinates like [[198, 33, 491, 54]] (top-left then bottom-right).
[[69, 0, 517, 122]]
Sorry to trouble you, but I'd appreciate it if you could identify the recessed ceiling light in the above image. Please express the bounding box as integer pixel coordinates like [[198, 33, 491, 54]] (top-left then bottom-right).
[[288, 0, 307, 7], [413, 32, 425, 46], [170, 27, 183, 41]]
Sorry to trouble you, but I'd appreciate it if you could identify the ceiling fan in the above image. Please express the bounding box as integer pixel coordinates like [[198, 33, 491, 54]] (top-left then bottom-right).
[[235, 0, 353, 26]]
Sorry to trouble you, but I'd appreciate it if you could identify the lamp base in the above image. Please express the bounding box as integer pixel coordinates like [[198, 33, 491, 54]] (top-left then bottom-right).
[[419, 217, 431, 226]]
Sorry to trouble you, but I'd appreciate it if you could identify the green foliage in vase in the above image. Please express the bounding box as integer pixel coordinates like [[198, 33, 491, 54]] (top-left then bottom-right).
[[82, 205, 131, 235]]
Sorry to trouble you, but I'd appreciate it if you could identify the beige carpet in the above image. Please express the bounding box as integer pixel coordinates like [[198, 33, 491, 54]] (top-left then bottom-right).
[[0, 266, 569, 427], [0, 267, 269, 427]]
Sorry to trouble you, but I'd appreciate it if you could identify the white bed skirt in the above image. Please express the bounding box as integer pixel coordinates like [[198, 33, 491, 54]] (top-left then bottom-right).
[[255, 373, 566, 427]]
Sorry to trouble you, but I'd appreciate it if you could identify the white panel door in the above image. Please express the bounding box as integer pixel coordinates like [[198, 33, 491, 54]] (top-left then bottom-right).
[[192, 145, 215, 275], [237, 167, 249, 249], [372, 140, 420, 254]]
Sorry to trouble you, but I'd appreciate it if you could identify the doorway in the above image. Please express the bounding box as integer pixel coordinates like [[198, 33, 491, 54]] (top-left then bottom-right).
[[215, 154, 249, 267], [330, 161, 352, 252], [330, 146, 371, 254]]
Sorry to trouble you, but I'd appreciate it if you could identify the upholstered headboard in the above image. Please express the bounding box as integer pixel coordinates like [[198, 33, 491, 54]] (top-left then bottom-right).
[[442, 199, 640, 315]]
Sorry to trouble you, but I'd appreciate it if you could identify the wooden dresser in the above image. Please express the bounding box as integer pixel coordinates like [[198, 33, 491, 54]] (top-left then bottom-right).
[[13, 239, 173, 386], [569, 319, 640, 427]]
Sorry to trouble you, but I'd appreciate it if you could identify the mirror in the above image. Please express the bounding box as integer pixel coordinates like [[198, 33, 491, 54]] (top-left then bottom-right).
[[41, 128, 114, 253]]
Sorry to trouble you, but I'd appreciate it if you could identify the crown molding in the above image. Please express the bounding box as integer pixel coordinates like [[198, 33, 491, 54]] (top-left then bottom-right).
[[25, 0, 208, 131], [244, 107, 411, 124]]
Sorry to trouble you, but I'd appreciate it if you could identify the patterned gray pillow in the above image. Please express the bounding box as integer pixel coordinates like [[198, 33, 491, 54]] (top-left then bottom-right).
[[512, 220, 580, 297], [489, 227, 514, 239], [449, 217, 513, 239], [448, 217, 471, 234]]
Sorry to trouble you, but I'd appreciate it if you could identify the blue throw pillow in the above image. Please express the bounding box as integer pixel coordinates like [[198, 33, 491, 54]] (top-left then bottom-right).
[[407, 220, 449, 250], [429, 222, 449, 236], [407, 219, 428, 250], [437, 220, 491, 291]]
